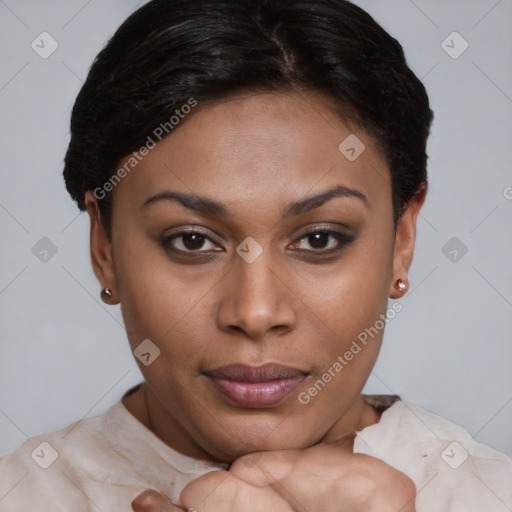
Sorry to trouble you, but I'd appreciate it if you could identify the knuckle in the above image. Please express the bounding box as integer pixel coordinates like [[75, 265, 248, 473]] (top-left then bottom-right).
[[181, 471, 241, 509], [232, 449, 299, 480]]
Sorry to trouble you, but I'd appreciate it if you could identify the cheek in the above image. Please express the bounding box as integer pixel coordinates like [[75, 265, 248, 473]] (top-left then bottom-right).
[[113, 233, 214, 359], [295, 234, 394, 395], [297, 279, 389, 416], [305, 234, 393, 335]]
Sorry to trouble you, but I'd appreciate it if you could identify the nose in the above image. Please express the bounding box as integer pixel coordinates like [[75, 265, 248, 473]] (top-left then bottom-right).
[[216, 247, 297, 341]]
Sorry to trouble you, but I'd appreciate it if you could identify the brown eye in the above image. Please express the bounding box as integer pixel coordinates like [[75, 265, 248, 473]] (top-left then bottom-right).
[[292, 228, 354, 252], [305, 232, 331, 250], [180, 233, 207, 250], [163, 230, 221, 253]]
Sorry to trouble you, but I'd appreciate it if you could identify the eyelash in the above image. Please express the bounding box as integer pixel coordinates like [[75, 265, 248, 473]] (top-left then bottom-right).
[[161, 225, 355, 257]]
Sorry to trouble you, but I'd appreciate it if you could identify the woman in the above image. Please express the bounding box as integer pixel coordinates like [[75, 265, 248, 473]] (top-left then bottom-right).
[[1, 0, 510, 510]]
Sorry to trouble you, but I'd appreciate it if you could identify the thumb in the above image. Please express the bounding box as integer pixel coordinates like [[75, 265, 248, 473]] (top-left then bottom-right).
[[131, 488, 185, 512]]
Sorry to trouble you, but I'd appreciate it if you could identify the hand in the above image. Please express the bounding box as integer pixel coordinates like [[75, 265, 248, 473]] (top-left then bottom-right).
[[226, 442, 417, 512], [131, 475, 295, 512], [132, 442, 416, 511]]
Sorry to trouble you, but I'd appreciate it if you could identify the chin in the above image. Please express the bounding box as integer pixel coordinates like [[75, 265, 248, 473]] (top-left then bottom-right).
[[198, 422, 315, 463]]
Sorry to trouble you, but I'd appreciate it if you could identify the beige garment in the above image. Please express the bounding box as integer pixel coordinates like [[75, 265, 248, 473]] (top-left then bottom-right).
[[0, 389, 511, 511]]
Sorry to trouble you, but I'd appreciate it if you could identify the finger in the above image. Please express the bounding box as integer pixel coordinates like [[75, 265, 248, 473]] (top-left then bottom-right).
[[228, 449, 299, 488], [229, 450, 318, 512], [234, 448, 418, 512], [180, 469, 294, 512], [131, 488, 185, 512]]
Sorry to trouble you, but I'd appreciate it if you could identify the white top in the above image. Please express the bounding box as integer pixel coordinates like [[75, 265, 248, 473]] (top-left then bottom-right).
[[0, 393, 511, 511]]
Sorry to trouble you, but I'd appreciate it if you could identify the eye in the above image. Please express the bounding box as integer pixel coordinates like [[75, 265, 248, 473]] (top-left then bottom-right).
[[162, 225, 354, 256], [162, 229, 222, 253], [290, 226, 354, 253]]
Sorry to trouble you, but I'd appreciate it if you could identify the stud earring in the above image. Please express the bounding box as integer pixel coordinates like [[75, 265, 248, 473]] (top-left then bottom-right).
[[395, 278, 407, 292], [101, 287, 113, 299]]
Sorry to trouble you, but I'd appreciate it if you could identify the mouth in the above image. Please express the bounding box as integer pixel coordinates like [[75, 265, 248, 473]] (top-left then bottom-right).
[[203, 363, 309, 408]]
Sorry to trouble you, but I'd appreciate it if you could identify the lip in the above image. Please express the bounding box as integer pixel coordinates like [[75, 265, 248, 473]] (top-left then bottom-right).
[[203, 363, 308, 408]]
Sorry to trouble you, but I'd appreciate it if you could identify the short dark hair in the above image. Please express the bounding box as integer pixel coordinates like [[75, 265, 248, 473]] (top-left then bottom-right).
[[63, 0, 433, 241]]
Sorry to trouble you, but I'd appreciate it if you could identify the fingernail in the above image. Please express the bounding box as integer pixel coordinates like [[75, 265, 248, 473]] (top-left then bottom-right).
[[132, 490, 167, 511]]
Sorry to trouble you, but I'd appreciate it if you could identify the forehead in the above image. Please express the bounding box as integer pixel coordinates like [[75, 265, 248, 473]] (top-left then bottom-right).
[[112, 91, 391, 215]]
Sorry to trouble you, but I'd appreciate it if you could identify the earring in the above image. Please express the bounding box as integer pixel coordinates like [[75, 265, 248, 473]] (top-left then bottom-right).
[[395, 278, 407, 292], [101, 287, 113, 299]]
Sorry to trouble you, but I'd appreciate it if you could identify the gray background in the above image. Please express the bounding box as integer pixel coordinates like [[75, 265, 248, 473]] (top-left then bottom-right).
[[0, 0, 511, 459]]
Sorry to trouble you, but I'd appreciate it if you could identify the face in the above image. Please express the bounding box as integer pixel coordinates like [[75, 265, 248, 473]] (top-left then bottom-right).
[[86, 91, 424, 462]]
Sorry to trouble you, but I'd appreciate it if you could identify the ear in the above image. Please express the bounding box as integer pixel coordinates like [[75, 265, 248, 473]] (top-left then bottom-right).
[[389, 182, 427, 299], [85, 191, 119, 304]]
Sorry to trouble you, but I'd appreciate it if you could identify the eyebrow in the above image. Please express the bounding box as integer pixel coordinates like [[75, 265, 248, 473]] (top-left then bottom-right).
[[141, 184, 367, 218]]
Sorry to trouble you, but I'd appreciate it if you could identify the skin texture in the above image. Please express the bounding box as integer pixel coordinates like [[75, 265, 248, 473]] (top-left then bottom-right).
[[85, 90, 425, 508]]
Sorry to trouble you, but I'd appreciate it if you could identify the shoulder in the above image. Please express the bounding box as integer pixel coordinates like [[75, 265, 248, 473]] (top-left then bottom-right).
[[355, 398, 512, 511], [0, 401, 140, 511]]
